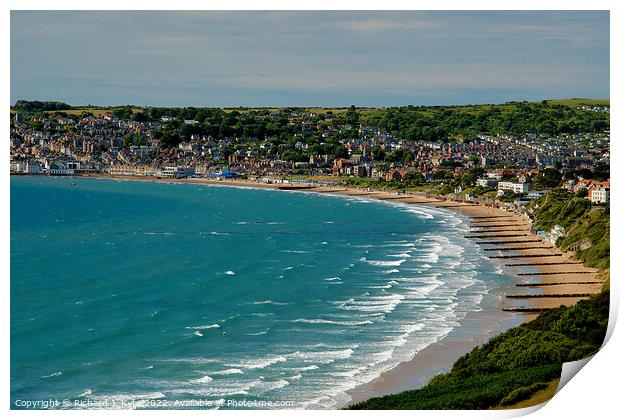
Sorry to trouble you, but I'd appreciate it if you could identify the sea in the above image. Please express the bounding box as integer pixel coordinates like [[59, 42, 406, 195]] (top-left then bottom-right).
[[10, 176, 516, 409]]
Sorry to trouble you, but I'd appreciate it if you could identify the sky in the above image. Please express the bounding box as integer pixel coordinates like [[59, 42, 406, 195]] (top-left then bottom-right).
[[10, 11, 610, 107]]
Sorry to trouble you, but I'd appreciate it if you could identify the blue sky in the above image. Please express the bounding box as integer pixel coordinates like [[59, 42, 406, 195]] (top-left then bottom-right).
[[10, 11, 609, 107]]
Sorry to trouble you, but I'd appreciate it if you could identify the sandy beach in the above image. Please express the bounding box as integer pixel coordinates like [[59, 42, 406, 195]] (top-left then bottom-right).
[[315, 189, 602, 404], [80, 174, 604, 405]]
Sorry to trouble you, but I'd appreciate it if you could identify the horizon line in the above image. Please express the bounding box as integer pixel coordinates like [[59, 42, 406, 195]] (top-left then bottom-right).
[[11, 97, 611, 110]]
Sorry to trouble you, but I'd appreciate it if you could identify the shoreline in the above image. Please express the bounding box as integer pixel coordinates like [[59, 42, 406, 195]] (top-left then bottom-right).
[[19, 174, 603, 407]]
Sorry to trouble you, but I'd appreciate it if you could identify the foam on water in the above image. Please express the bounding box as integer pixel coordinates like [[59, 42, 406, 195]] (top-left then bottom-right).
[[10, 177, 514, 410]]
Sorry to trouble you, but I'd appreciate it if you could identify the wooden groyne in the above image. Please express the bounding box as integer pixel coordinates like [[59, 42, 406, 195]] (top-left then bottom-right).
[[476, 239, 541, 245], [470, 223, 529, 228], [502, 307, 546, 313], [489, 253, 562, 259], [505, 293, 593, 299], [506, 262, 582, 267], [516, 271, 596, 276], [471, 215, 517, 220], [463, 209, 604, 314], [379, 196, 423, 200], [433, 204, 474, 208], [471, 219, 520, 224], [465, 233, 529, 238], [315, 189, 348, 193], [277, 185, 315, 190], [515, 281, 605, 287], [483, 246, 553, 252], [471, 229, 530, 233]]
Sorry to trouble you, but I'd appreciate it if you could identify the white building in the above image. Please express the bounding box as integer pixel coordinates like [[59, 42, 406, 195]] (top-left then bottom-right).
[[25, 161, 42, 174], [161, 166, 195, 179], [48, 161, 74, 175], [10, 161, 26, 173], [589, 184, 610, 204], [476, 177, 498, 187], [498, 181, 532, 194]]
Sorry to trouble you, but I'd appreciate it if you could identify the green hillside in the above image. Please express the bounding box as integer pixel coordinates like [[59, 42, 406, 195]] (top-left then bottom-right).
[[530, 189, 610, 271]]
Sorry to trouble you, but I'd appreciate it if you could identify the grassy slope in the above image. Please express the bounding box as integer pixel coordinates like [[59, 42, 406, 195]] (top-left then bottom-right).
[[547, 98, 609, 107], [41, 106, 145, 116], [499, 378, 560, 409], [12, 98, 608, 116], [531, 189, 610, 272]]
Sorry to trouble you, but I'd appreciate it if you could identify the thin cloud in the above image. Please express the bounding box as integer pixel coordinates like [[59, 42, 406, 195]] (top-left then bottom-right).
[[10, 11, 610, 106], [338, 18, 444, 32]]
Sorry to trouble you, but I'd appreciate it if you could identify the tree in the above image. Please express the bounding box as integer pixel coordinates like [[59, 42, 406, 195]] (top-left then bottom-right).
[[385, 148, 413, 165], [403, 171, 425, 186], [157, 130, 180, 149], [575, 188, 588, 198], [345, 105, 360, 126], [370, 146, 386, 161], [462, 167, 486, 187], [533, 168, 563, 189], [592, 164, 610, 181]]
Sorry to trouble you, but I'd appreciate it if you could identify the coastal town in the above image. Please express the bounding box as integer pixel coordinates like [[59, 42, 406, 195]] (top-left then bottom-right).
[[8, 7, 613, 412], [10, 101, 610, 210]]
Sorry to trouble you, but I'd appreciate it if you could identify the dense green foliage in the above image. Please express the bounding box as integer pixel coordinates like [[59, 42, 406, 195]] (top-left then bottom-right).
[[530, 189, 592, 231], [13, 100, 610, 160], [532, 168, 563, 190], [121, 133, 147, 148], [364, 101, 609, 141], [13, 100, 73, 112], [338, 167, 488, 196], [499, 382, 548, 407], [530, 189, 610, 270], [558, 208, 610, 271], [350, 290, 609, 409], [351, 365, 561, 410]]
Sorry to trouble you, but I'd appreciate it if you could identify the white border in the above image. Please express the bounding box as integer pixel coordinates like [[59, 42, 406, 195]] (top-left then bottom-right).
[[3, 2, 616, 420]]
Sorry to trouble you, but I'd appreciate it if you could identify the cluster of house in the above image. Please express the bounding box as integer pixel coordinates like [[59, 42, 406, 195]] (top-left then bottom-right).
[[577, 105, 610, 114], [534, 224, 567, 246], [476, 172, 532, 193], [106, 164, 235, 179], [478, 133, 609, 169], [10, 158, 101, 175], [563, 178, 611, 204], [10, 110, 611, 207]]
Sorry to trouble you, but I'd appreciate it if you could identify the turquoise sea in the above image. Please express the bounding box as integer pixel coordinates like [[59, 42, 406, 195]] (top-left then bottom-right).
[[11, 176, 515, 409]]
